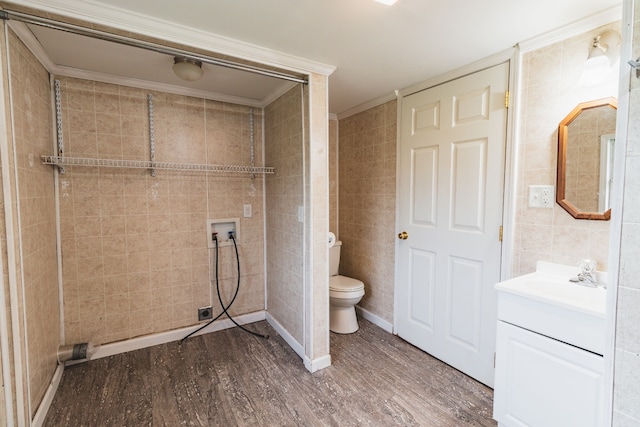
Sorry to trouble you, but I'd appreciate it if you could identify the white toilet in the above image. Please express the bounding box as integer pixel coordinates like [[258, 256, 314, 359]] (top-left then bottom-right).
[[329, 241, 365, 334]]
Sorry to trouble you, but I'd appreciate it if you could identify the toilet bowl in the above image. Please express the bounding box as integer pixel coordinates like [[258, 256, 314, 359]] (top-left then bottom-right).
[[329, 241, 365, 334]]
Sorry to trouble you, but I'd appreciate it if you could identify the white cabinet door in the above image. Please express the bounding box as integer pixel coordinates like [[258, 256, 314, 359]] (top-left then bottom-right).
[[493, 321, 604, 427]]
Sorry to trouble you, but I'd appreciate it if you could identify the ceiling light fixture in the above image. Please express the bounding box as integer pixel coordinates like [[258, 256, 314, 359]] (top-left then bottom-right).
[[374, 0, 398, 5], [172, 56, 204, 81]]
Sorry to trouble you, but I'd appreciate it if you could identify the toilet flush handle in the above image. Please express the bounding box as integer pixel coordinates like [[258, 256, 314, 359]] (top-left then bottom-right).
[[398, 231, 408, 240]]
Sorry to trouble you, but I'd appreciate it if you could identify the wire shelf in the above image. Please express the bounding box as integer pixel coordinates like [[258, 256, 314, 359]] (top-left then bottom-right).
[[45, 84, 272, 177], [42, 156, 275, 175]]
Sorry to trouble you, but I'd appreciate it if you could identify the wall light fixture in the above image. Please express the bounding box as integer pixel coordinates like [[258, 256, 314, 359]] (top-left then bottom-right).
[[587, 30, 619, 63], [579, 30, 620, 86]]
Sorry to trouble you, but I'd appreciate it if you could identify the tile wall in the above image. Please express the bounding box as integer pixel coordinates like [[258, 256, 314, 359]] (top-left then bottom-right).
[[338, 100, 397, 324], [307, 73, 329, 361], [7, 30, 59, 416], [513, 22, 620, 276], [612, 1, 640, 424], [57, 76, 266, 345], [265, 85, 305, 343], [329, 118, 338, 235]]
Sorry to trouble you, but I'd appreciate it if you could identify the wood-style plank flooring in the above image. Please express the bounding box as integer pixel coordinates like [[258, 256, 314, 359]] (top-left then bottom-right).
[[44, 319, 496, 426]]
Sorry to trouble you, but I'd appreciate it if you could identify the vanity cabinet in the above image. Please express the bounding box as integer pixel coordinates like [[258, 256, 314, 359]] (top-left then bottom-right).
[[492, 262, 606, 427], [493, 321, 603, 427]]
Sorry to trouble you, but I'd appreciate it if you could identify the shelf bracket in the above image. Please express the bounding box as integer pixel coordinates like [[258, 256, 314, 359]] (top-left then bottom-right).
[[148, 94, 156, 177], [54, 79, 65, 174]]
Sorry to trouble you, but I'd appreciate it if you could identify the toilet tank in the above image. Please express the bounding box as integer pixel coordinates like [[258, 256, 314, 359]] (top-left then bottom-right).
[[329, 240, 342, 276]]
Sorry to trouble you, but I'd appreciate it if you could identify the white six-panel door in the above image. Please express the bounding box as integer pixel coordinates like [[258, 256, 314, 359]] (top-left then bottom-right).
[[396, 63, 509, 387]]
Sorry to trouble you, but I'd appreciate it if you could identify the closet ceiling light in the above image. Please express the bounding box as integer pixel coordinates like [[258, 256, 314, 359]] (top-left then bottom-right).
[[172, 57, 204, 81]]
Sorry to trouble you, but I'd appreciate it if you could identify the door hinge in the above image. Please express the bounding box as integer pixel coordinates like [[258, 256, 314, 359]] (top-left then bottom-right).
[[499, 226, 503, 242], [504, 91, 510, 109]]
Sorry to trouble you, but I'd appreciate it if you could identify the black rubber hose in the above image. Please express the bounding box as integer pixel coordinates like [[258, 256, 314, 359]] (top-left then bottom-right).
[[218, 234, 268, 339], [180, 235, 233, 342], [181, 234, 267, 342]]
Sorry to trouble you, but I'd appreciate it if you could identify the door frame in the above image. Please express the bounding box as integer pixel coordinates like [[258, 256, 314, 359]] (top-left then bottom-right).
[[393, 47, 521, 334], [603, 1, 632, 425]]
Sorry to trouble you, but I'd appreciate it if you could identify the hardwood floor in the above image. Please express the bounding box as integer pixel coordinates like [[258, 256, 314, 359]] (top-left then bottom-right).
[[44, 318, 496, 426]]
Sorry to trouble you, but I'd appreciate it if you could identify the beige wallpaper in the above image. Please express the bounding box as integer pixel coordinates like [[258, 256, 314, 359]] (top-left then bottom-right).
[[8, 31, 59, 416], [612, 1, 640, 424], [338, 100, 397, 324], [265, 85, 305, 343], [57, 76, 265, 345], [513, 22, 620, 276]]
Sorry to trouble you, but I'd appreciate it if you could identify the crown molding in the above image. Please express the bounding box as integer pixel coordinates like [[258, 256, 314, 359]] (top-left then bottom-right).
[[335, 5, 623, 119], [518, 5, 622, 53], [399, 47, 516, 99], [336, 90, 397, 120], [338, 47, 517, 120], [1, 0, 336, 77]]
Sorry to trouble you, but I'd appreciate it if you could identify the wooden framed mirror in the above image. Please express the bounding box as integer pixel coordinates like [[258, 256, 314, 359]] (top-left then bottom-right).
[[556, 97, 617, 220]]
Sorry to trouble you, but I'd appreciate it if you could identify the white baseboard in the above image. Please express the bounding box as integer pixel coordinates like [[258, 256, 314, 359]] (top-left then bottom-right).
[[68, 311, 266, 364], [31, 364, 64, 427], [264, 312, 304, 360], [263, 313, 332, 372], [356, 305, 394, 333], [304, 354, 331, 373]]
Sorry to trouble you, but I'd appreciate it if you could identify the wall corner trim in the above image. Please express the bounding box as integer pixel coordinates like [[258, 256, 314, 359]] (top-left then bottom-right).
[[303, 354, 331, 373], [31, 364, 64, 427]]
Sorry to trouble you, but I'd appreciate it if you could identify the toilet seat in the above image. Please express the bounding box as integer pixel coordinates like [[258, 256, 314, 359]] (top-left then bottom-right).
[[330, 275, 364, 292]]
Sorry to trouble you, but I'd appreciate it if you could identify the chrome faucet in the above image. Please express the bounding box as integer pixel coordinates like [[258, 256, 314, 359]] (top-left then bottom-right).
[[570, 259, 602, 287]]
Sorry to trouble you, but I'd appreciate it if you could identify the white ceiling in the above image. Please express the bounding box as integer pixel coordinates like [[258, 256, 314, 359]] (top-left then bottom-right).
[[3, 0, 623, 115]]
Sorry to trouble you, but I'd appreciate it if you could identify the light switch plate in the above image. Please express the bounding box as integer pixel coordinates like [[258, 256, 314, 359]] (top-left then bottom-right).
[[529, 185, 554, 208]]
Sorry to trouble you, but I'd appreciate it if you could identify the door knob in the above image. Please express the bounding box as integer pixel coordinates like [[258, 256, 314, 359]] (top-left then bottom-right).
[[398, 231, 408, 240]]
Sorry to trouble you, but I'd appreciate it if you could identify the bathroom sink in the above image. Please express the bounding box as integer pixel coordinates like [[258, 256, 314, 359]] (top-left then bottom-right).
[[495, 261, 606, 355]]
